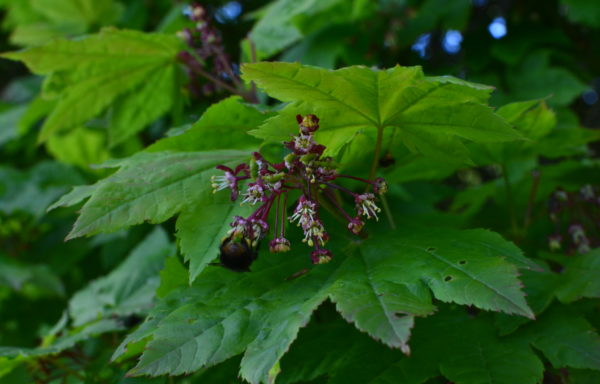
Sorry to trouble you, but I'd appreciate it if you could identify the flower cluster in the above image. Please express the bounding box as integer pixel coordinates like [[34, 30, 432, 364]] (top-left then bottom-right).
[[177, 3, 239, 97], [547, 185, 599, 254], [211, 114, 388, 265]]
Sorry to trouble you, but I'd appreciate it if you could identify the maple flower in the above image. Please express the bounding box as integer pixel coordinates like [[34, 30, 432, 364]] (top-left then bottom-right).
[[302, 219, 327, 247], [211, 164, 249, 200], [289, 195, 317, 227], [355, 193, 381, 220], [242, 182, 267, 205]]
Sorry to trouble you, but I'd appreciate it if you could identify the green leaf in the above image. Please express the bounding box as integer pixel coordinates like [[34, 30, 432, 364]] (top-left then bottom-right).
[[494, 266, 560, 335], [0, 104, 27, 146], [344, 228, 535, 326], [435, 311, 544, 384], [2, 0, 123, 46], [503, 52, 588, 107], [46, 126, 111, 171], [523, 306, 600, 370], [0, 162, 84, 218], [47, 184, 96, 212], [127, 254, 337, 383], [283, 307, 544, 384], [156, 256, 188, 299], [176, 193, 252, 283], [0, 319, 124, 358], [0, 256, 65, 298], [146, 96, 269, 153], [329, 244, 436, 353], [1, 29, 184, 144], [123, 226, 532, 382], [65, 150, 250, 239], [496, 99, 556, 141], [556, 249, 600, 303], [69, 227, 175, 326], [248, 0, 373, 58], [561, 0, 600, 27], [242, 62, 519, 160], [30, 0, 122, 35]]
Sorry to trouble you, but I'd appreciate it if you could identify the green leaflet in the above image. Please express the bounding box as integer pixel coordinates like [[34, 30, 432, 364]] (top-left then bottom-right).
[[120, 226, 532, 383], [1, 28, 184, 144], [242, 62, 519, 161], [64, 150, 249, 239], [69, 227, 175, 326]]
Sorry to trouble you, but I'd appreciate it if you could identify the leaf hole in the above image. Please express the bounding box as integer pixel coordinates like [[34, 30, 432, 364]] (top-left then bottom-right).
[[458, 260, 467, 265], [426, 247, 436, 252], [394, 312, 407, 318], [444, 275, 453, 282]]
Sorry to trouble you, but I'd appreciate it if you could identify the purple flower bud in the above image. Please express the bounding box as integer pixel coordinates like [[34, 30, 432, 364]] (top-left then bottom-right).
[[269, 237, 291, 253], [311, 248, 333, 264], [298, 114, 320, 134], [348, 218, 365, 235], [373, 177, 388, 195]]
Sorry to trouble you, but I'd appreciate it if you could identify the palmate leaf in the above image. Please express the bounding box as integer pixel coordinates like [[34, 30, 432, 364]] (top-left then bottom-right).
[[119, 227, 533, 383], [242, 62, 520, 161], [1, 28, 184, 145]]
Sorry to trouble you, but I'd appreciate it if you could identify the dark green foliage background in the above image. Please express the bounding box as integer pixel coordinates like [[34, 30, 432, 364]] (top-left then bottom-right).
[[0, 0, 599, 383]]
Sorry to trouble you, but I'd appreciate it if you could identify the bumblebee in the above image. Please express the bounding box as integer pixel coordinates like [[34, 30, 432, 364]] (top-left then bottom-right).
[[216, 234, 258, 272]]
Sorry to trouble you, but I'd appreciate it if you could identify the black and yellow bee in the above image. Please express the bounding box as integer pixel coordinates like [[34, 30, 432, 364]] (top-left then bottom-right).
[[216, 234, 258, 272]]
